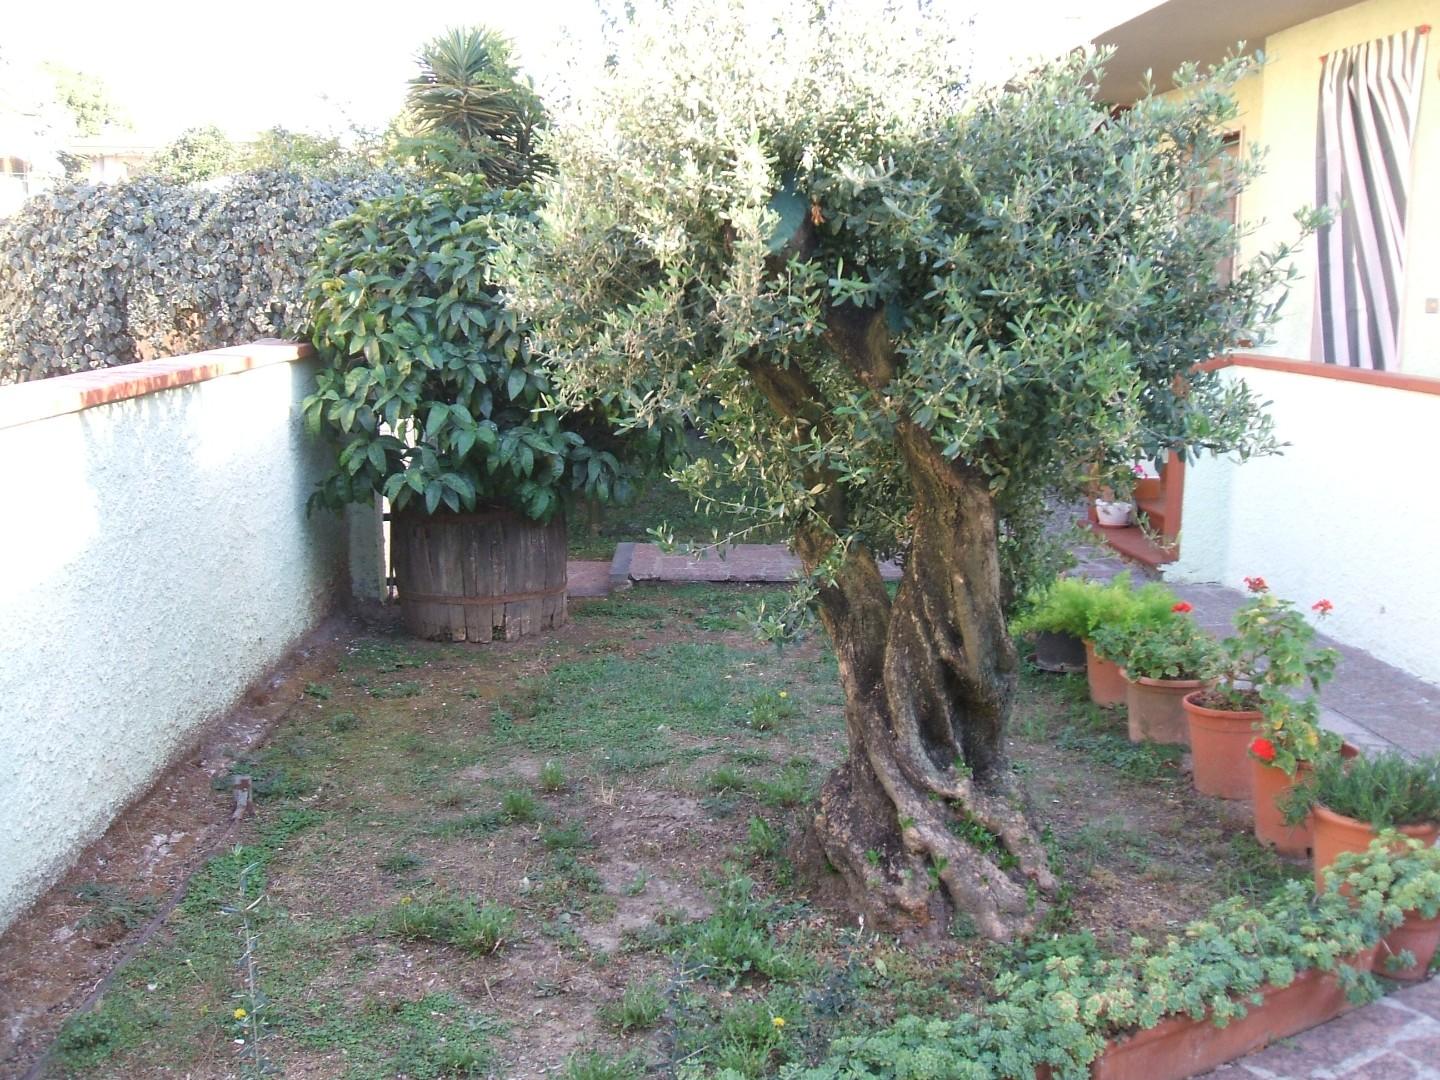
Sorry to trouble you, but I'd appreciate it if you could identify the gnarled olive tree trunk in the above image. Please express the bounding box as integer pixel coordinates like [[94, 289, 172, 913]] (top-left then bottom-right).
[[749, 306, 1057, 940]]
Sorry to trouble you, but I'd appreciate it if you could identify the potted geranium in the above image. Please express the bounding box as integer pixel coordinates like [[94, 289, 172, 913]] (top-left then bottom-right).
[[1183, 577, 1341, 807], [1093, 610, 1219, 745], [1282, 751, 1440, 893], [1328, 833, 1440, 981]]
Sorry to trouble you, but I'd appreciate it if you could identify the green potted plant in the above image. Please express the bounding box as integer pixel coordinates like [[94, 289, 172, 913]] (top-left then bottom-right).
[[1182, 577, 1340, 807], [1015, 574, 1180, 704], [1010, 576, 1093, 673], [1092, 610, 1219, 745], [302, 178, 675, 641], [1282, 751, 1440, 893], [1328, 833, 1440, 981]]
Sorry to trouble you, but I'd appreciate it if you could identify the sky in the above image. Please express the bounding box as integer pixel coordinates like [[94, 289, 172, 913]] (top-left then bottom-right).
[[4, 0, 1158, 145]]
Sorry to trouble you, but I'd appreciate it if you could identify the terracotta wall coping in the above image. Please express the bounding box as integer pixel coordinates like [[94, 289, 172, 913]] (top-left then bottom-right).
[[0, 340, 316, 432], [1205, 353, 1440, 397]]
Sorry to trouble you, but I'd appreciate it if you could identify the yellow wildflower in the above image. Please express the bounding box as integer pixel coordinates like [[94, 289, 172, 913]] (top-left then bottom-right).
[[778, 691, 788, 699], [233, 1008, 248, 1020], [772, 1016, 786, 1029]]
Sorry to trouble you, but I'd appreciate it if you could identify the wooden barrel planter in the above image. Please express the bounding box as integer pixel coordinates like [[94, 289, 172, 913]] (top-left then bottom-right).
[[391, 509, 568, 642]]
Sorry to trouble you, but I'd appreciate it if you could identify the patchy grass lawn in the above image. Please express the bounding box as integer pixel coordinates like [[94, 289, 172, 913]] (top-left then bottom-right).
[[40, 585, 1300, 1079]]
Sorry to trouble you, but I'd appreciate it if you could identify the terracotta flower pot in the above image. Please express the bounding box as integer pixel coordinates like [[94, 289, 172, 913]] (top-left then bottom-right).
[[1376, 911, 1440, 981], [1183, 693, 1260, 800], [1122, 672, 1207, 745], [1093, 953, 1374, 1080], [1311, 804, 1440, 893], [1251, 758, 1311, 856], [1085, 640, 1127, 707], [1251, 744, 1358, 858]]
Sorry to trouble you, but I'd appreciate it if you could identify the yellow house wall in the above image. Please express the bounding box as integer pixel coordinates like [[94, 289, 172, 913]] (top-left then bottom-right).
[[1242, 0, 1440, 375]]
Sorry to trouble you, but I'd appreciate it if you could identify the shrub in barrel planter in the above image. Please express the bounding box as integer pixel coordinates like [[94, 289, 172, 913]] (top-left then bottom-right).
[[302, 178, 676, 641]]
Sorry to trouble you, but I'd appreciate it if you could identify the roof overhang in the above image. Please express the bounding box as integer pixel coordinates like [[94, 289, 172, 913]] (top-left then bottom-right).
[[1092, 0, 1362, 103]]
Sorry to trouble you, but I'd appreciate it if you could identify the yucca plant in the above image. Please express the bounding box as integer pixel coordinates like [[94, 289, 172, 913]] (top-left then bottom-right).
[[403, 26, 546, 186]]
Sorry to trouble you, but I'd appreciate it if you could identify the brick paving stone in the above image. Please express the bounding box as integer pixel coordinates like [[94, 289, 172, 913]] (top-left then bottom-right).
[[1397, 979, 1440, 1020], [1335, 1051, 1422, 1078], [1394, 1032, 1440, 1065]]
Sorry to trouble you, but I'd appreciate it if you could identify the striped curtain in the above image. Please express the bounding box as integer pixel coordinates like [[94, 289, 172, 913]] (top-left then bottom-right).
[[1315, 27, 1428, 370]]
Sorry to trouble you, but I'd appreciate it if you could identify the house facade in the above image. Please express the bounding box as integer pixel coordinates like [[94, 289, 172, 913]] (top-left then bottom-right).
[[1093, 0, 1440, 686]]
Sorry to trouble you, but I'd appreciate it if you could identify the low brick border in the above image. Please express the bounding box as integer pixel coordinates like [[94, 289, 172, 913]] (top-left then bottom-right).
[[0, 339, 314, 431]]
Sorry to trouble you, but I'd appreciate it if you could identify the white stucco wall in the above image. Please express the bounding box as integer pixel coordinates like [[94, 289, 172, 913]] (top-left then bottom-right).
[[1168, 366, 1440, 686], [0, 348, 347, 932]]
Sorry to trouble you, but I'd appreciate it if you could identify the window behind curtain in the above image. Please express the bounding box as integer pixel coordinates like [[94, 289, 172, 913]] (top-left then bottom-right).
[[1315, 27, 1429, 370]]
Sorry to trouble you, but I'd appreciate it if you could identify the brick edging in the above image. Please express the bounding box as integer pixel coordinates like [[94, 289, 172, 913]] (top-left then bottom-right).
[[0, 339, 316, 431]]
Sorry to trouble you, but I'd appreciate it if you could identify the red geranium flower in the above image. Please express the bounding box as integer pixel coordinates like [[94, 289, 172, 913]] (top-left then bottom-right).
[[1244, 576, 1268, 593], [1312, 599, 1334, 615], [1250, 737, 1277, 762], [1172, 601, 1193, 613]]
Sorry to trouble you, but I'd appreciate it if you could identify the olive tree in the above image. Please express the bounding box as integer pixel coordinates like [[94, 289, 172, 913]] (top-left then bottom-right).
[[502, 0, 1305, 939]]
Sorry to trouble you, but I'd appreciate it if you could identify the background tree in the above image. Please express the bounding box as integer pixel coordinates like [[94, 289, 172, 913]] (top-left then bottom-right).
[[502, 0, 1308, 939], [147, 125, 240, 183], [42, 63, 126, 137], [402, 26, 546, 186]]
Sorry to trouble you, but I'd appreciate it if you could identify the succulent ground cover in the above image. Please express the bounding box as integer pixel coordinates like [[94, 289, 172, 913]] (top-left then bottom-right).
[[17, 585, 1304, 1079]]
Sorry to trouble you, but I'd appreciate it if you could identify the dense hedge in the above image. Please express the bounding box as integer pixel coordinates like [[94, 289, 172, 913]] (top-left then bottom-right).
[[0, 168, 409, 382]]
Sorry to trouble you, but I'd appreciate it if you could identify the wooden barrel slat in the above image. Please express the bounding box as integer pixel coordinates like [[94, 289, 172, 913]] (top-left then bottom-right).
[[392, 509, 567, 642]]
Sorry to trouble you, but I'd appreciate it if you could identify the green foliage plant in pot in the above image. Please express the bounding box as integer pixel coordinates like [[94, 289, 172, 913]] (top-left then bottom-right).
[[1185, 578, 1344, 838], [1012, 573, 1181, 698], [1087, 575, 1183, 707], [1282, 751, 1440, 893], [1329, 833, 1440, 981], [1010, 576, 1098, 675], [1092, 607, 1219, 746], [302, 178, 672, 641]]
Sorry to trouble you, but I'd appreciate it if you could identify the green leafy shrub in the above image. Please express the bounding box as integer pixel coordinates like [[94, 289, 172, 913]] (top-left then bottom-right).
[[1012, 573, 1178, 641], [302, 176, 674, 519], [1281, 751, 1440, 828], [0, 168, 406, 382]]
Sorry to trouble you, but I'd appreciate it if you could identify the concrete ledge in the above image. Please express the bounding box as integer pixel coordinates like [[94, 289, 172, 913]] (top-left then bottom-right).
[[0, 339, 315, 431]]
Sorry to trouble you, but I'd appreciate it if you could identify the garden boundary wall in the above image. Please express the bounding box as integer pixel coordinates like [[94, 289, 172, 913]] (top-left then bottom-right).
[[0, 341, 363, 933], [1168, 361, 1440, 687]]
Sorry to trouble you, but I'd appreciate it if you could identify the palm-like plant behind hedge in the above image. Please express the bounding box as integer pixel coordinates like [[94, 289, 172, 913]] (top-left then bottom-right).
[[405, 26, 546, 186]]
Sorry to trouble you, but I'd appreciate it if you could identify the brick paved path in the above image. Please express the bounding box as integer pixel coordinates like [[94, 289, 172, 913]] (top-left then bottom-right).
[[1207, 977, 1440, 1079]]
